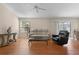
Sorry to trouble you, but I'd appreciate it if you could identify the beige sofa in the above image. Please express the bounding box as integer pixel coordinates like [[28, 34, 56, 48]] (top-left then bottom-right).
[[29, 29, 50, 40]]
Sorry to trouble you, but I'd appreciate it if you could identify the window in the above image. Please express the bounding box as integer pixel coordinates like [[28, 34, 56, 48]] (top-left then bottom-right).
[[58, 21, 71, 33], [19, 19, 30, 34]]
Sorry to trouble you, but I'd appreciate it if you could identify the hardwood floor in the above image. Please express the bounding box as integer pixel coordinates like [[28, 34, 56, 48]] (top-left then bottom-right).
[[0, 38, 79, 55]]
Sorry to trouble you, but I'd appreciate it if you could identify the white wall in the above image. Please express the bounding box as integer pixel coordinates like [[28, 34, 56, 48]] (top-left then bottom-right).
[[19, 18, 51, 33], [19, 17, 79, 37], [0, 4, 19, 34], [50, 18, 79, 36]]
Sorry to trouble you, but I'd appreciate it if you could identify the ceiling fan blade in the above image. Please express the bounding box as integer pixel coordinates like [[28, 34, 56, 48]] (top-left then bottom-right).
[[38, 7, 46, 10], [33, 5, 46, 13], [36, 8, 39, 13], [33, 6, 38, 13]]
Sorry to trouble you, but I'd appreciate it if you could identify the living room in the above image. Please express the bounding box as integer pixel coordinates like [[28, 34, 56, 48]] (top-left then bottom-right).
[[0, 3, 79, 55]]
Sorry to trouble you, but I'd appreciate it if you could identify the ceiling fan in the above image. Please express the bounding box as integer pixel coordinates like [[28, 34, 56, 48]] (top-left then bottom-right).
[[33, 5, 46, 13]]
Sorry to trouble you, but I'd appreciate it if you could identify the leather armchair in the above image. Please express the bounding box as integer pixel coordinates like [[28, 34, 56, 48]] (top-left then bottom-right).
[[52, 30, 69, 45]]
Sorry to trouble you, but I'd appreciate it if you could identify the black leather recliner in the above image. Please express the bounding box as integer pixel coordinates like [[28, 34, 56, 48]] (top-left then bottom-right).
[[52, 30, 69, 45]]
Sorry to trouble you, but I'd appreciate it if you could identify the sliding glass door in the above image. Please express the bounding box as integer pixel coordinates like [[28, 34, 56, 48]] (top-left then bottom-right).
[[57, 21, 71, 33]]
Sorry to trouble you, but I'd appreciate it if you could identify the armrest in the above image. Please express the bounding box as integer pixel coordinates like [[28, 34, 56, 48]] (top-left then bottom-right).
[[52, 35, 59, 37]]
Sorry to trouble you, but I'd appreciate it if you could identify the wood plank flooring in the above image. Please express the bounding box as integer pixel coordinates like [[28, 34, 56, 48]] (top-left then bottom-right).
[[0, 38, 79, 55]]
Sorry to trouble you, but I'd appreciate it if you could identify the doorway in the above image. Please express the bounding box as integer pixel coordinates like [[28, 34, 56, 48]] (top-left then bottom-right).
[[19, 19, 30, 39]]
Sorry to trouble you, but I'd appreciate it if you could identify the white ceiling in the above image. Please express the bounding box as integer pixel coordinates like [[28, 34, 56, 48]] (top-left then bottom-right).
[[6, 3, 79, 18]]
